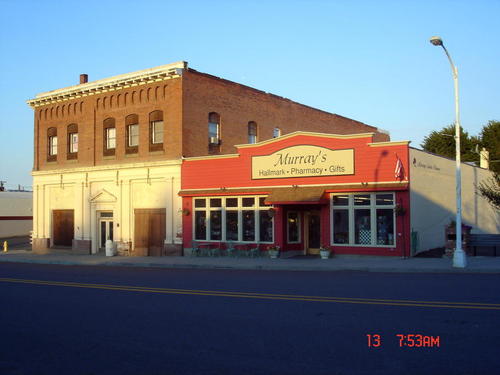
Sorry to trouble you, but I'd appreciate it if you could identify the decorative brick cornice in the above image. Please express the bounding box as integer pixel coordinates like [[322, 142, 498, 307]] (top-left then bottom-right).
[[27, 61, 187, 108]]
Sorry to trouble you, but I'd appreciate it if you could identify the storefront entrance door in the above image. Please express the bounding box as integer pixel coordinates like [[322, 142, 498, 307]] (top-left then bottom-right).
[[305, 211, 321, 255]]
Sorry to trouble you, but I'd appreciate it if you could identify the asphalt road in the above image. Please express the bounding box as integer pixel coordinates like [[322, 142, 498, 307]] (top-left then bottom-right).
[[1, 263, 499, 375]]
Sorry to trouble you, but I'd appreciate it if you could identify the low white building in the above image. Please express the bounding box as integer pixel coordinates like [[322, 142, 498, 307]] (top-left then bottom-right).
[[0, 191, 33, 238], [32, 161, 182, 255], [409, 148, 499, 254]]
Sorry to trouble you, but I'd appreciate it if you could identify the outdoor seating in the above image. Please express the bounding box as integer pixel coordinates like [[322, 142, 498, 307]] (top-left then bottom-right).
[[209, 243, 222, 257], [225, 242, 237, 257], [191, 241, 201, 257], [234, 243, 251, 257], [249, 244, 260, 258]]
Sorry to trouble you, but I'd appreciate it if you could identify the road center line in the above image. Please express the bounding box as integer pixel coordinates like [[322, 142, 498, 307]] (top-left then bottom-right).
[[1, 277, 499, 310]]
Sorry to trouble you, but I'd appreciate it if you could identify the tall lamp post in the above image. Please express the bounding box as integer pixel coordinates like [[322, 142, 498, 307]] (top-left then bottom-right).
[[429, 36, 466, 268]]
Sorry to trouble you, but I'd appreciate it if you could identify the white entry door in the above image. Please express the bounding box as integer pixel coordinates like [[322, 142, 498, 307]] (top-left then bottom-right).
[[98, 211, 114, 250]]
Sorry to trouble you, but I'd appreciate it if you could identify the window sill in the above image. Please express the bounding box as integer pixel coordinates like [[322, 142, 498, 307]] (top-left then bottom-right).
[[103, 155, 116, 160], [125, 153, 139, 158], [149, 150, 164, 156], [65, 159, 78, 163]]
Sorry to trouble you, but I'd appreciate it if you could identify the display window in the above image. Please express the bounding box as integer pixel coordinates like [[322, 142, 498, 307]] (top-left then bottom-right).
[[331, 193, 396, 247], [193, 196, 274, 243]]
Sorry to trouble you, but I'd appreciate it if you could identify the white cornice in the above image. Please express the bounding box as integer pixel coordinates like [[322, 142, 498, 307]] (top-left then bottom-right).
[[235, 131, 375, 149], [31, 159, 182, 176], [27, 61, 188, 108]]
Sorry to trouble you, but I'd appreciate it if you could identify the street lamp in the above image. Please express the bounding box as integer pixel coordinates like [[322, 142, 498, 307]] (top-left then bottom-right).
[[429, 36, 466, 268]]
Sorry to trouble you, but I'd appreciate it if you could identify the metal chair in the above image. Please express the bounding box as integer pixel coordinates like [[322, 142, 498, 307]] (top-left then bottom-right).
[[210, 243, 222, 257], [250, 243, 260, 258], [191, 241, 201, 257], [235, 243, 249, 257], [225, 242, 237, 257]]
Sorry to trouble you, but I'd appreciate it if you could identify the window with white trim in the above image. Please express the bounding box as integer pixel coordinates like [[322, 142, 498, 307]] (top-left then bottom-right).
[[331, 193, 396, 247], [49, 136, 58, 156], [69, 133, 78, 153], [151, 121, 164, 144], [193, 196, 274, 243], [149, 110, 164, 151], [128, 124, 139, 147], [106, 127, 116, 149]]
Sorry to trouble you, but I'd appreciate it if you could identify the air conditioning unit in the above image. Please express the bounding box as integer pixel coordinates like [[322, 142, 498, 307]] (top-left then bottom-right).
[[209, 136, 220, 145]]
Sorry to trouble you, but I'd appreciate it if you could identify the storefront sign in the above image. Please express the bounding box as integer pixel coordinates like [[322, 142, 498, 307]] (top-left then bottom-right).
[[252, 145, 354, 179], [412, 158, 441, 171]]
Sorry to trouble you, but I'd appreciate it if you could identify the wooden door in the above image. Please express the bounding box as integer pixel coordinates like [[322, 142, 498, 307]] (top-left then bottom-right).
[[306, 211, 321, 255], [134, 209, 166, 256], [148, 209, 166, 256], [53, 209, 74, 247]]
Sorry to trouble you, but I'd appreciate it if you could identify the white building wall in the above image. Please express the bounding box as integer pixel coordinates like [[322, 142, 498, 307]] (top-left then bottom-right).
[[409, 148, 499, 253], [32, 160, 182, 254], [0, 192, 33, 237]]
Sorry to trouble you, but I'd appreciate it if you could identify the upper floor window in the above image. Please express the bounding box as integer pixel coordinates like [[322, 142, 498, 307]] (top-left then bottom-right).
[[208, 112, 220, 145], [106, 128, 116, 149], [125, 114, 139, 154], [273, 127, 281, 138], [49, 136, 58, 155], [128, 124, 139, 146], [149, 110, 164, 152], [47, 127, 57, 161], [103, 118, 116, 156], [248, 121, 257, 144], [69, 133, 78, 153], [67, 123, 78, 159]]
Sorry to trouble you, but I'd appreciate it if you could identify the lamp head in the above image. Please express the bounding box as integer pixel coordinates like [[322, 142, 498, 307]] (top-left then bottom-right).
[[430, 36, 443, 46]]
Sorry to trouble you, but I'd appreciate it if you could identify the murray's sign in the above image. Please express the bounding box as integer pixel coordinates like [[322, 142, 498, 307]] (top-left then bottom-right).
[[252, 145, 354, 179]]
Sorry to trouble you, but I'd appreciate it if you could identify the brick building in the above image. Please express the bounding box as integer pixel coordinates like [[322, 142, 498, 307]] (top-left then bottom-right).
[[27, 61, 390, 255]]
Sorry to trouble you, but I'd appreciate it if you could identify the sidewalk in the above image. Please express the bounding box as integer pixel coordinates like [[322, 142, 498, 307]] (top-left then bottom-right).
[[2, 248, 500, 273]]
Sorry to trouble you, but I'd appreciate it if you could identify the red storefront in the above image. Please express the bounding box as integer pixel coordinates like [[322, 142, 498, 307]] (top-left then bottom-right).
[[180, 132, 410, 257]]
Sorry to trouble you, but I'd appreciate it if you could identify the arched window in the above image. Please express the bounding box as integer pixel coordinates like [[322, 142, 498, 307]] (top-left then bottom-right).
[[103, 118, 116, 156], [248, 121, 258, 144], [125, 114, 139, 154], [273, 127, 281, 138], [67, 123, 78, 159], [47, 127, 57, 161], [149, 110, 164, 152]]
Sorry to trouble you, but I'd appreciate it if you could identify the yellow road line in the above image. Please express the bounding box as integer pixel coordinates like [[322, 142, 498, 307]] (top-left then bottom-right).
[[1, 277, 499, 310]]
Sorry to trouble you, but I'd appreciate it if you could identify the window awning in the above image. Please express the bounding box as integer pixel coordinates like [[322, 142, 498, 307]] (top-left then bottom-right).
[[264, 186, 327, 205]]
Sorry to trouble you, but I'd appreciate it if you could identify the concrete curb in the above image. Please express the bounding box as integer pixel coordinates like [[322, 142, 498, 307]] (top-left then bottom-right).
[[2, 251, 500, 274]]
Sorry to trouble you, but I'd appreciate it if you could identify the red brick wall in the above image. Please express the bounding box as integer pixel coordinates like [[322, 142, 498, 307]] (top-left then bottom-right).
[[34, 67, 390, 171], [181, 70, 389, 157], [34, 79, 183, 171]]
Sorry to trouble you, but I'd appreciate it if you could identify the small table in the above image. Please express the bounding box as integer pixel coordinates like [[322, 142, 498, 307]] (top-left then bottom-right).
[[198, 243, 219, 256]]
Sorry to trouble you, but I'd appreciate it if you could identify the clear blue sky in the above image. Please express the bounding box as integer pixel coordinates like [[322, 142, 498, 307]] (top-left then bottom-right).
[[1, 0, 499, 189]]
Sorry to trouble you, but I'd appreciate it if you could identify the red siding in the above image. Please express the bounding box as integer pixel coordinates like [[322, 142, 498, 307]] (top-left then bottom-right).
[[182, 134, 409, 190]]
